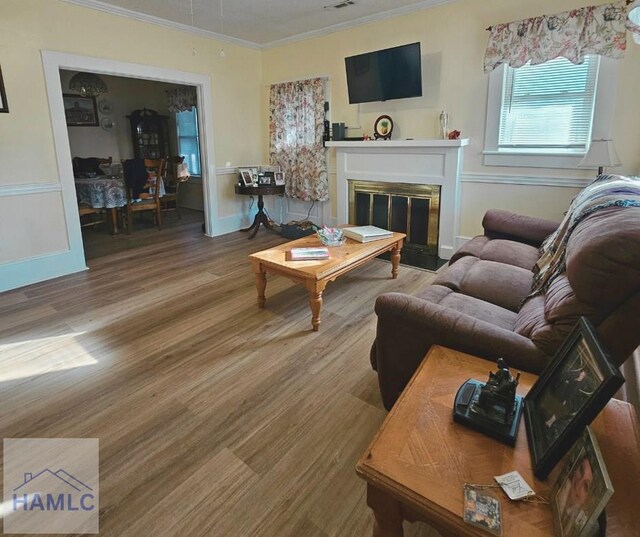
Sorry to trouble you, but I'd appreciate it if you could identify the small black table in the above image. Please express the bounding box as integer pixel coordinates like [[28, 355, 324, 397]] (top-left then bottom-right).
[[234, 183, 285, 239]]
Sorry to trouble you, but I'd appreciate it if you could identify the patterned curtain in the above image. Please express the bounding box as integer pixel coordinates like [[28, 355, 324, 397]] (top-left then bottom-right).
[[484, 2, 628, 73], [269, 78, 328, 202], [166, 86, 197, 113]]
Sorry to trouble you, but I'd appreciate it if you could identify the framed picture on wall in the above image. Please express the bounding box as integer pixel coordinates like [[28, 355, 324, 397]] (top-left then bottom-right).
[[0, 66, 8, 113], [63, 94, 99, 126]]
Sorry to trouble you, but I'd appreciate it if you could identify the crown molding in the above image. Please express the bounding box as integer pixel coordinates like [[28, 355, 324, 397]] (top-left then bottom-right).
[[261, 0, 459, 49], [59, 0, 261, 50], [60, 0, 458, 50]]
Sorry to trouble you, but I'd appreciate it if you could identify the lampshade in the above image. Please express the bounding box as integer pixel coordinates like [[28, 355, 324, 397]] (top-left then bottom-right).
[[578, 139, 621, 175], [69, 72, 108, 97], [629, 0, 640, 45]]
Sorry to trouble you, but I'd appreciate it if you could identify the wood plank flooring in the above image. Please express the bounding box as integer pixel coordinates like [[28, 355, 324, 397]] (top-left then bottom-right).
[[0, 219, 440, 537]]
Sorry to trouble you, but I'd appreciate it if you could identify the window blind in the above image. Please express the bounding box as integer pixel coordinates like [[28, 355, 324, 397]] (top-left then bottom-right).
[[176, 108, 201, 176], [498, 55, 600, 153]]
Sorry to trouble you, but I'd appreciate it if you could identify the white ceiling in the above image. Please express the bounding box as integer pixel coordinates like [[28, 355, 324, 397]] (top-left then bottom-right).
[[64, 0, 458, 48]]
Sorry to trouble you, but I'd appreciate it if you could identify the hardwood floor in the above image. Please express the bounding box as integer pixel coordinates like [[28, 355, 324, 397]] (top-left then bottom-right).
[[0, 220, 440, 537]]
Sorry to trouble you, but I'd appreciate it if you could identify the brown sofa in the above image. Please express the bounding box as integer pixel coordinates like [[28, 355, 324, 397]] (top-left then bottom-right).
[[370, 205, 640, 410]]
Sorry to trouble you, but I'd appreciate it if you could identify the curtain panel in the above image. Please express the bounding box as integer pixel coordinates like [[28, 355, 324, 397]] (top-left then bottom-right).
[[484, 2, 628, 73], [269, 78, 328, 202], [166, 86, 197, 113]]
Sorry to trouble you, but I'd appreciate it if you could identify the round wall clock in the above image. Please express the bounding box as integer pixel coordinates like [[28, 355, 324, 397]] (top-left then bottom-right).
[[374, 115, 393, 140]]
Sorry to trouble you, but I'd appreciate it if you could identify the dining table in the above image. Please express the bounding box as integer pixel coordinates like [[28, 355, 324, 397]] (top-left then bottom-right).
[[75, 175, 127, 234]]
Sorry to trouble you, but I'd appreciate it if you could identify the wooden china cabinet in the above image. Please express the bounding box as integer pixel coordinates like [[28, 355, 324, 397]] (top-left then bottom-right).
[[127, 108, 169, 159]]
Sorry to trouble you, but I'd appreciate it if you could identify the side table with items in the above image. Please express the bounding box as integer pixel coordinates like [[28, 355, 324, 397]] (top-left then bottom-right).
[[234, 184, 285, 239], [356, 345, 639, 537]]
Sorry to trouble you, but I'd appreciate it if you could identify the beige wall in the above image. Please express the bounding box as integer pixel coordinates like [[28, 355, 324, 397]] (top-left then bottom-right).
[[0, 0, 262, 270], [261, 0, 640, 236]]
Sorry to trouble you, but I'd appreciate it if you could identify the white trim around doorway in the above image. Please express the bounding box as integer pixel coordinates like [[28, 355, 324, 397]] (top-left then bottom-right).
[[40, 50, 219, 274]]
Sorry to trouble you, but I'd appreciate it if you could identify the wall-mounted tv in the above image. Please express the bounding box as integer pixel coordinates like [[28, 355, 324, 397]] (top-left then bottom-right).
[[345, 42, 422, 104]]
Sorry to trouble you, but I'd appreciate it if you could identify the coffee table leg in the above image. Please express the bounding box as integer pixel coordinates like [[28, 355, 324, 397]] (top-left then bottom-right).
[[390, 241, 402, 279], [368, 485, 404, 537], [308, 291, 323, 331], [253, 263, 267, 308]]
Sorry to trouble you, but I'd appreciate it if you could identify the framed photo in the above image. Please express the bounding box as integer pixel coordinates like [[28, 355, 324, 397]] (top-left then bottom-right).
[[524, 317, 624, 479], [552, 427, 613, 537], [239, 168, 254, 187], [258, 173, 272, 186], [274, 171, 285, 186], [0, 66, 8, 113], [373, 114, 393, 140], [63, 94, 99, 126]]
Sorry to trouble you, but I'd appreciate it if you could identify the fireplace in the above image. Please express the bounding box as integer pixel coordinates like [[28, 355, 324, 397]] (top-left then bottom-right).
[[327, 139, 468, 261], [349, 180, 443, 269]]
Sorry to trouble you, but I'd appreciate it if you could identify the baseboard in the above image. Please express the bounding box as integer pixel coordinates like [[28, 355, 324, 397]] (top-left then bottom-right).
[[0, 250, 87, 293]]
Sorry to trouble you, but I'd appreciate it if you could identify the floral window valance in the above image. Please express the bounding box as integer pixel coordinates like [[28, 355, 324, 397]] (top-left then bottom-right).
[[166, 86, 197, 113], [484, 2, 628, 73]]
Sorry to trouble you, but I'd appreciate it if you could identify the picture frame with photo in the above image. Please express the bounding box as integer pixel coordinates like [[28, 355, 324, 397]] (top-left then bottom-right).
[[63, 94, 99, 126], [239, 168, 254, 187], [274, 171, 285, 186], [551, 427, 613, 537], [523, 317, 624, 479]]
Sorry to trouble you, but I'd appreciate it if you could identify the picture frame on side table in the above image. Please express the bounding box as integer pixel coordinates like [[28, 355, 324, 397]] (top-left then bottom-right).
[[239, 168, 254, 187], [274, 171, 285, 186], [523, 317, 624, 479], [0, 66, 9, 113], [551, 427, 613, 537], [63, 94, 99, 126]]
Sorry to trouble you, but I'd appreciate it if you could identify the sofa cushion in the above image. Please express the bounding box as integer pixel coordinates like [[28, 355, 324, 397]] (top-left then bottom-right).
[[566, 207, 640, 307], [450, 236, 539, 270], [514, 275, 600, 356], [434, 257, 532, 312], [414, 284, 517, 331]]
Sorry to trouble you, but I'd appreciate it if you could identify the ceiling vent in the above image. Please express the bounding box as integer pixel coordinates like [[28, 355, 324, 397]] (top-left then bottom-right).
[[324, 0, 355, 9]]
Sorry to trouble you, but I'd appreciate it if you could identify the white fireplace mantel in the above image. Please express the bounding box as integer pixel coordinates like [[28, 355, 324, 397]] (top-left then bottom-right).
[[327, 138, 469, 260]]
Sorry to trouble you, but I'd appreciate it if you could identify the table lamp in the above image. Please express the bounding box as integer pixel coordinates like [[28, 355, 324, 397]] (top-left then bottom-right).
[[578, 139, 621, 176]]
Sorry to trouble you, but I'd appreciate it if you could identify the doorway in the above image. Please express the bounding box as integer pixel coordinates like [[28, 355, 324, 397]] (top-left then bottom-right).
[[42, 51, 218, 271], [60, 70, 205, 259]]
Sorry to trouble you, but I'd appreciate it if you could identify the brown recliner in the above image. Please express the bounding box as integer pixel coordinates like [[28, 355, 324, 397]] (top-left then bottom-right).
[[370, 206, 640, 410]]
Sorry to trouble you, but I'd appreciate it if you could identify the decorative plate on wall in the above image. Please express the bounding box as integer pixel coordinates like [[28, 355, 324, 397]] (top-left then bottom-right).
[[100, 117, 114, 131], [98, 99, 113, 114], [374, 115, 393, 140]]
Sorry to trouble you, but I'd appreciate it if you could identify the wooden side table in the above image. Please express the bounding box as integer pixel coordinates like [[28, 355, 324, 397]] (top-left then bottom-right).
[[356, 345, 640, 537], [234, 184, 285, 239]]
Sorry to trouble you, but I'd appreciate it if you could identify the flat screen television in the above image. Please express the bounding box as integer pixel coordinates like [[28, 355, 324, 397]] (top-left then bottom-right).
[[345, 42, 422, 104]]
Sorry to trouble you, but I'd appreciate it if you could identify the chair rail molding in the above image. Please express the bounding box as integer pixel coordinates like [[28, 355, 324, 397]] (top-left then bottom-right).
[[0, 183, 62, 197], [460, 172, 592, 188]]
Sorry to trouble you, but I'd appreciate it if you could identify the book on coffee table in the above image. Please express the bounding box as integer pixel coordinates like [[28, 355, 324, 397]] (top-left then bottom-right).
[[342, 225, 393, 243], [290, 247, 330, 260]]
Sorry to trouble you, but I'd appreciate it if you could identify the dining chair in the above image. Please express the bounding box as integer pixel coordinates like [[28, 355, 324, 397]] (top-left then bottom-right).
[[121, 158, 166, 234], [161, 156, 190, 219], [77, 202, 107, 228]]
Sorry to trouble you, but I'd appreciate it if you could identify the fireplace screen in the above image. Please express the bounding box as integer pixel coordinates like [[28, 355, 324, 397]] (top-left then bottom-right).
[[349, 180, 441, 267]]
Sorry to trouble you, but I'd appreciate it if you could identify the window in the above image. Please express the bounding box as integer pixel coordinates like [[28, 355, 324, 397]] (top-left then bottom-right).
[[176, 107, 201, 176], [484, 55, 618, 169]]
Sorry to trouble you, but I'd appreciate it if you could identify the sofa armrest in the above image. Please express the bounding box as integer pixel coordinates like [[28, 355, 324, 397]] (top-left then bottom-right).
[[371, 292, 548, 409], [482, 209, 560, 247]]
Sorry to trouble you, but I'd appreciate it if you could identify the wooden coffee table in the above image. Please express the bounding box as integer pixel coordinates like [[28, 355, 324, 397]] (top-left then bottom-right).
[[356, 345, 640, 537], [249, 231, 405, 331]]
